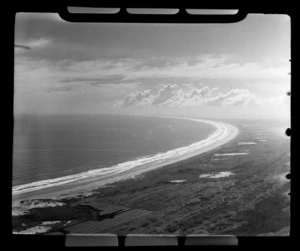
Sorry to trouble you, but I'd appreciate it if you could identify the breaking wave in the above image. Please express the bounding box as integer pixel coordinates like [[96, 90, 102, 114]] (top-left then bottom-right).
[[13, 117, 238, 196]]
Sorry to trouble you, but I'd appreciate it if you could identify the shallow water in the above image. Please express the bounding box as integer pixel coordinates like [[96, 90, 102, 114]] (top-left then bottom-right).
[[13, 114, 215, 188]]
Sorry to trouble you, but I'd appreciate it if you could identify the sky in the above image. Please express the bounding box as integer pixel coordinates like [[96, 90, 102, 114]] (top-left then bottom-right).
[[14, 13, 290, 120]]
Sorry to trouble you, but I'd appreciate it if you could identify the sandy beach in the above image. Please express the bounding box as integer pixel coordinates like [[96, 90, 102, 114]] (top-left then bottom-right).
[[12, 117, 239, 204], [12, 12, 290, 239], [12, 119, 290, 235]]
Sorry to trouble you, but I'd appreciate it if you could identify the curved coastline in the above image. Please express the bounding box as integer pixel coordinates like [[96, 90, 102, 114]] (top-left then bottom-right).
[[12, 116, 239, 202]]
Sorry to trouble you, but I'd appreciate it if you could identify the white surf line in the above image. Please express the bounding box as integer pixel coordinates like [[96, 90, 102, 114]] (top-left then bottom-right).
[[12, 116, 239, 198]]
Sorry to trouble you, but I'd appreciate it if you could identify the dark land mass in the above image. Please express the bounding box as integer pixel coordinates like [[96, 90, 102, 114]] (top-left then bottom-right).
[[12, 119, 290, 235]]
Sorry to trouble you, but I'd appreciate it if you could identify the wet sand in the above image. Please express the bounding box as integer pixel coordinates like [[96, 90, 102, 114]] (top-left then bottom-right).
[[12, 119, 290, 235], [12, 117, 238, 204]]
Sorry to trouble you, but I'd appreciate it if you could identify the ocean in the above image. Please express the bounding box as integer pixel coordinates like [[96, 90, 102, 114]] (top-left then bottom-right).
[[12, 116, 291, 235], [13, 114, 215, 189]]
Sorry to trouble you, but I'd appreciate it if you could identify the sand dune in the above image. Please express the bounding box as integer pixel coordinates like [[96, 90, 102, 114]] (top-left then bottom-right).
[[199, 171, 235, 179], [214, 153, 249, 156], [238, 142, 257, 145]]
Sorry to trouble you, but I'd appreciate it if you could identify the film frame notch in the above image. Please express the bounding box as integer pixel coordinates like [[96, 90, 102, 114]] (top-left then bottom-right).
[[59, 6, 247, 23]]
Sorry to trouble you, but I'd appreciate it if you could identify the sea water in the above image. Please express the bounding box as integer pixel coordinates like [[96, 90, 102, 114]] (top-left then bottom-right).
[[13, 114, 215, 188]]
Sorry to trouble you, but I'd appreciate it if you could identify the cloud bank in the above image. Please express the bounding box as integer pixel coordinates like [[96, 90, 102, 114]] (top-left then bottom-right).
[[13, 13, 290, 119], [113, 84, 287, 108]]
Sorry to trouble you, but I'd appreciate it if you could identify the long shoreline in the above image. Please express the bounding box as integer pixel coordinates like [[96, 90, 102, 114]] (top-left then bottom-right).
[[12, 116, 239, 204]]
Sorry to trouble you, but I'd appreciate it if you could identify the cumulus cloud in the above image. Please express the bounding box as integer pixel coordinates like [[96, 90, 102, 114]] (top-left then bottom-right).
[[209, 89, 256, 106], [14, 54, 289, 116], [113, 84, 285, 108], [123, 89, 154, 107]]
